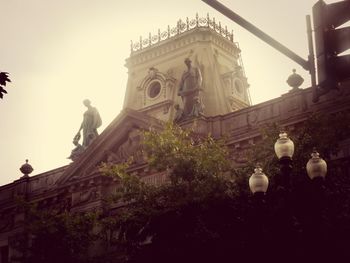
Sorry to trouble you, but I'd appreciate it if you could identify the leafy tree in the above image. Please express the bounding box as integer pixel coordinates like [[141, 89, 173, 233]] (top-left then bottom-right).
[[0, 72, 11, 99], [12, 113, 350, 263], [12, 199, 97, 263], [99, 123, 256, 262]]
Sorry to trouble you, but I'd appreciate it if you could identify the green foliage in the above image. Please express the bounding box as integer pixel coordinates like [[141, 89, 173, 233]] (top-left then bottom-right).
[[100, 123, 249, 262], [143, 123, 230, 181], [12, 198, 98, 263], [0, 72, 11, 99]]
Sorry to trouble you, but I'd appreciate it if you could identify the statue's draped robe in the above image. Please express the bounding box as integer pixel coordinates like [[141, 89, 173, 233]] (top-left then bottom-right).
[[82, 107, 102, 147], [178, 66, 202, 116]]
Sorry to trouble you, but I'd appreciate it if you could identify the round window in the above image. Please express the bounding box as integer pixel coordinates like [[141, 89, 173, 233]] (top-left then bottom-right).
[[148, 81, 161, 98]]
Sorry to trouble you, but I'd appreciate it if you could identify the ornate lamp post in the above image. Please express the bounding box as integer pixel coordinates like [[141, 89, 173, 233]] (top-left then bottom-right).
[[249, 131, 328, 193], [249, 131, 328, 191], [304, 148, 329, 260], [248, 165, 269, 257], [274, 132, 294, 189], [248, 132, 328, 260]]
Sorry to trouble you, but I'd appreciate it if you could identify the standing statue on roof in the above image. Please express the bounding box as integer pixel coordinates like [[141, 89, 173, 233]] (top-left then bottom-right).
[[178, 58, 204, 118], [69, 99, 101, 161], [77, 99, 102, 148]]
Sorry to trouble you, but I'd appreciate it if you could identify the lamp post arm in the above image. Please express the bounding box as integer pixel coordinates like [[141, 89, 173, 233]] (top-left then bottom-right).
[[201, 0, 310, 70]]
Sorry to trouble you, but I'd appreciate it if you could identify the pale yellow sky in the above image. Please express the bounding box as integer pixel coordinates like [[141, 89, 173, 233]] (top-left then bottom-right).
[[0, 0, 339, 185]]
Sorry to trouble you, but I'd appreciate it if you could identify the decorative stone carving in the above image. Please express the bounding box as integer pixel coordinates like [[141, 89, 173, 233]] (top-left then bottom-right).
[[80, 187, 99, 203], [173, 104, 184, 122], [106, 129, 144, 164], [148, 67, 158, 79], [191, 96, 204, 117], [246, 111, 258, 127], [71, 187, 100, 206], [105, 150, 120, 163]]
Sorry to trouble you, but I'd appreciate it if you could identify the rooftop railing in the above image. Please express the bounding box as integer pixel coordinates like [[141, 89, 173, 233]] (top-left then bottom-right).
[[130, 13, 234, 53]]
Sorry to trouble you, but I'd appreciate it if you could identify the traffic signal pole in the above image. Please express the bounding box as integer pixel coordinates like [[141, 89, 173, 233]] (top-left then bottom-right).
[[201, 0, 322, 100], [201, 0, 310, 70], [306, 15, 318, 102]]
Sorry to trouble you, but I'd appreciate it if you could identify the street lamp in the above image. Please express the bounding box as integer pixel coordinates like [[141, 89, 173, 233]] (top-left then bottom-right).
[[306, 148, 327, 180], [248, 132, 329, 260], [274, 132, 294, 189], [249, 165, 269, 195], [249, 132, 328, 193], [247, 132, 295, 195], [274, 132, 294, 159]]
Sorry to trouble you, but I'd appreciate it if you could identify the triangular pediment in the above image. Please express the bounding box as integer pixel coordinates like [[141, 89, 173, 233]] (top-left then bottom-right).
[[56, 108, 163, 186]]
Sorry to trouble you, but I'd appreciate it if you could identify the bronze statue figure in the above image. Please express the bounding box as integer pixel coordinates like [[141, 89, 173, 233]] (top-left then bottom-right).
[[77, 99, 102, 148], [69, 99, 102, 161], [178, 58, 203, 118]]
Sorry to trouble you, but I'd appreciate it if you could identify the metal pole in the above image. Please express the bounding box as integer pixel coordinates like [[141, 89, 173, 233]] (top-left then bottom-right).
[[201, 0, 310, 70], [279, 156, 292, 190], [306, 15, 319, 102]]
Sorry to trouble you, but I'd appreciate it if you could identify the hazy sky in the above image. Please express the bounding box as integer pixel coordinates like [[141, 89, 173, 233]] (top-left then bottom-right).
[[0, 0, 338, 185]]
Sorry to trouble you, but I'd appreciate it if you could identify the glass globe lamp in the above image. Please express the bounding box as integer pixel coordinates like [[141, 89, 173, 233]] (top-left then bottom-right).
[[249, 166, 269, 194], [306, 149, 327, 180], [274, 132, 294, 159]]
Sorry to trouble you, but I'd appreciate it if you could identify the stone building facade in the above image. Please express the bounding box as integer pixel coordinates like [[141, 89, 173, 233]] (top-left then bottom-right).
[[0, 15, 350, 262]]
